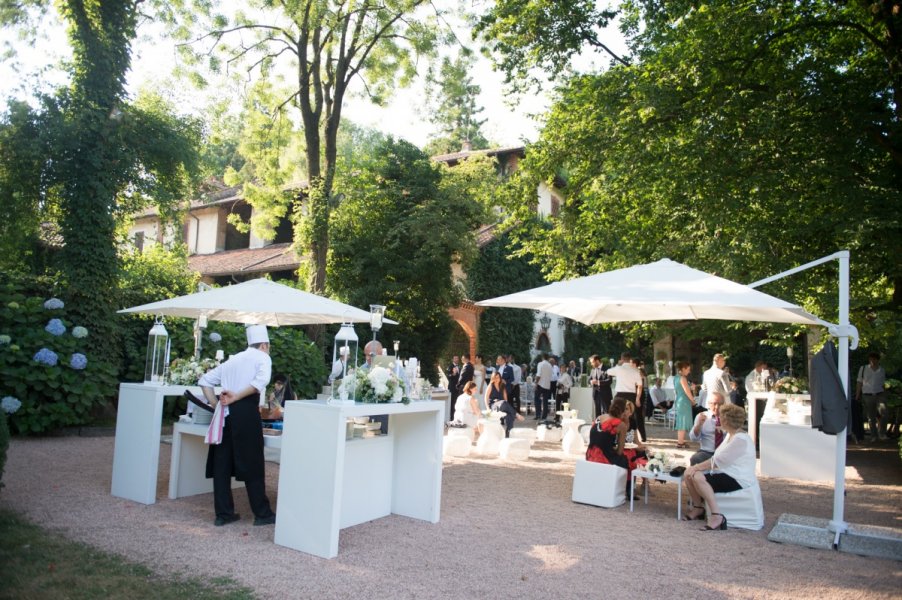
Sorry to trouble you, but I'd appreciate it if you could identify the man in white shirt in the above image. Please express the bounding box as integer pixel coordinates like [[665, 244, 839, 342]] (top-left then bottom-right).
[[702, 353, 732, 405], [329, 345, 350, 383], [744, 361, 766, 393], [550, 357, 560, 405], [650, 378, 671, 410], [688, 392, 725, 465], [535, 354, 553, 421], [199, 324, 276, 527], [856, 352, 887, 441], [609, 352, 645, 438]]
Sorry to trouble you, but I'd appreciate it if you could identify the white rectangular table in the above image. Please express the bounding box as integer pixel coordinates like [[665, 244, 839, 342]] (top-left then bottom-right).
[[275, 400, 444, 559], [168, 421, 281, 499], [112, 383, 216, 504], [630, 469, 684, 520]]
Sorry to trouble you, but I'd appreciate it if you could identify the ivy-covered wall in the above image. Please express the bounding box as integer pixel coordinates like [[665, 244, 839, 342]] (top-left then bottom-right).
[[466, 231, 545, 362]]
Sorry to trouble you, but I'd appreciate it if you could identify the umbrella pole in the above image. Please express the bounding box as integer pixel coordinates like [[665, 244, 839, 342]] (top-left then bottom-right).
[[750, 250, 856, 549], [829, 252, 851, 547]]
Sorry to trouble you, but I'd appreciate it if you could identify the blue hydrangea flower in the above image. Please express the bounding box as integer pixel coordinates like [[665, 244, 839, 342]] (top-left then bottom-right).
[[70, 353, 88, 370], [44, 298, 64, 310], [45, 318, 66, 336], [209, 332, 222, 343], [72, 326, 88, 339], [33, 348, 59, 366], [1, 396, 21, 414], [0, 334, 10, 345]]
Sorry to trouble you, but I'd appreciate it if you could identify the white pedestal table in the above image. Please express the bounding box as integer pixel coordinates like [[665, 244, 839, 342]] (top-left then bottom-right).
[[274, 400, 444, 559]]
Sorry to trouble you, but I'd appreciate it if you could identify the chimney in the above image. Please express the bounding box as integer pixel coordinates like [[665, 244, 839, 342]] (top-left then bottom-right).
[[461, 139, 472, 152]]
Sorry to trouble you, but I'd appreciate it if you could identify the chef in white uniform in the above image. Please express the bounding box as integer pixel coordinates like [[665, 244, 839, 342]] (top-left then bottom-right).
[[199, 324, 277, 527]]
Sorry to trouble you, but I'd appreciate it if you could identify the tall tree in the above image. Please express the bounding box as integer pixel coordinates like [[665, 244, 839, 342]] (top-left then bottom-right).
[[176, 1, 446, 296], [423, 53, 490, 156], [1, 3, 203, 355], [328, 137, 486, 380]]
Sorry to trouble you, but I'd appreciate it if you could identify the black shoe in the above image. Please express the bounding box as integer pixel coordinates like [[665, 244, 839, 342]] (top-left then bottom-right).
[[214, 513, 240, 527], [254, 514, 276, 526]]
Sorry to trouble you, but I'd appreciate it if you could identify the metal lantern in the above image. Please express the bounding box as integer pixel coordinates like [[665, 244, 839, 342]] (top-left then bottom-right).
[[331, 323, 359, 403], [369, 304, 386, 341], [144, 317, 170, 385]]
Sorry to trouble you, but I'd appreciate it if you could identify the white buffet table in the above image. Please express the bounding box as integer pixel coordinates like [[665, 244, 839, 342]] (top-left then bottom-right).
[[274, 400, 444, 559], [568, 387, 594, 421], [757, 392, 837, 482], [112, 383, 217, 505]]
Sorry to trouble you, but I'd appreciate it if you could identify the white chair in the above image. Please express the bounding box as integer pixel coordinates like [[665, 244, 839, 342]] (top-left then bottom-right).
[[571, 459, 627, 508], [448, 425, 475, 442], [443, 434, 471, 458], [499, 438, 530, 461], [652, 406, 666, 422], [705, 483, 765, 531]]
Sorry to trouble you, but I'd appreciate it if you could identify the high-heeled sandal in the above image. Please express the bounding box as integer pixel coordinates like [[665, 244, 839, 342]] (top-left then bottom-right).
[[702, 513, 727, 531]]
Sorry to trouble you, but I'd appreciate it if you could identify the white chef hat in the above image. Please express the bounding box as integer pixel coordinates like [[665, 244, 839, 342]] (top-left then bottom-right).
[[246, 324, 269, 345]]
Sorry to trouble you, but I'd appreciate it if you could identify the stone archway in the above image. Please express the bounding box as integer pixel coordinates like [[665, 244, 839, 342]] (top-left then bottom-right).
[[448, 300, 483, 359]]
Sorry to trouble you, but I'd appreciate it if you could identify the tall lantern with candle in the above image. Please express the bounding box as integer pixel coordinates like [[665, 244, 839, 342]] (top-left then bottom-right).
[[144, 317, 170, 385], [369, 304, 386, 342], [331, 323, 359, 403]]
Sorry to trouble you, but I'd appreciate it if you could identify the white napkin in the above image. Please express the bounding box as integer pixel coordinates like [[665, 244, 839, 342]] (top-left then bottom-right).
[[205, 402, 226, 445]]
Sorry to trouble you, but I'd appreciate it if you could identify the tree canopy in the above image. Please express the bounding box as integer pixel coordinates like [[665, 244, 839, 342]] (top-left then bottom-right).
[[489, 0, 901, 356], [175, 0, 449, 297]]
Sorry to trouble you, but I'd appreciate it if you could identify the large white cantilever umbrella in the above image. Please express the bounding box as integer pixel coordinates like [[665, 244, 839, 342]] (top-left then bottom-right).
[[476, 258, 824, 326], [118, 278, 397, 326]]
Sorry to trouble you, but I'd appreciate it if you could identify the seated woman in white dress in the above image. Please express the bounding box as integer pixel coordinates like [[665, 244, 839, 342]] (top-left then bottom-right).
[[682, 403, 757, 530], [454, 381, 481, 432]]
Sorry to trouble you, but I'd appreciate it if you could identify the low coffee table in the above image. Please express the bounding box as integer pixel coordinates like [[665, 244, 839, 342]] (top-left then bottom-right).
[[630, 469, 684, 520]]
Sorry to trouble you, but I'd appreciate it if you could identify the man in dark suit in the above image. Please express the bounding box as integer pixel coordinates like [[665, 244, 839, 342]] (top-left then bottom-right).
[[457, 354, 474, 395], [446, 355, 460, 394], [498, 355, 514, 400]]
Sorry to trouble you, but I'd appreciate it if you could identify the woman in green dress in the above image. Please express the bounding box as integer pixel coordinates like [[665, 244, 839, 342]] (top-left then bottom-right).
[[673, 361, 696, 448]]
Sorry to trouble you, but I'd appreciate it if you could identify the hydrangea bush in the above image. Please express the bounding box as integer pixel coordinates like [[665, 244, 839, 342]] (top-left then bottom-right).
[[0, 279, 116, 434]]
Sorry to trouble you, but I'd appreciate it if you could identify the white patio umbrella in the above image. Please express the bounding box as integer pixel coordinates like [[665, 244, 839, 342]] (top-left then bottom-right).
[[118, 278, 396, 326], [476, 258, 824, 326]]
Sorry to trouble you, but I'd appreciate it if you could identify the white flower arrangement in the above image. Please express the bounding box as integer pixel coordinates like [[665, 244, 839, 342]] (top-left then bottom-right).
[[355, 366, 408, 404], [774, 376, 808, 394], [645, 450, 672, 474], [168, 357, 218, 385]]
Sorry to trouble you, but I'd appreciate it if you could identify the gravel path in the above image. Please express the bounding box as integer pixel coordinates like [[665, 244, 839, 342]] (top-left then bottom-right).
[[1, 422, 900, 599]]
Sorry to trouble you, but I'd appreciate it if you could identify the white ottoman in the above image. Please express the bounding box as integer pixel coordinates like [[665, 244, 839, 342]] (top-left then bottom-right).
[[443, 434, 472, 458], [706, 483, 765, 531], [509, 428, 536, 445], [536, 424, 563, 443], [499, 438, 530, 461], [571, 459, 627, 508]]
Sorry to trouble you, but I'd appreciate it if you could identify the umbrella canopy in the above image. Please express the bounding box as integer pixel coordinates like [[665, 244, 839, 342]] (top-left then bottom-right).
[[118, 278, 396, 327], [476, 259, 823, 326]]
